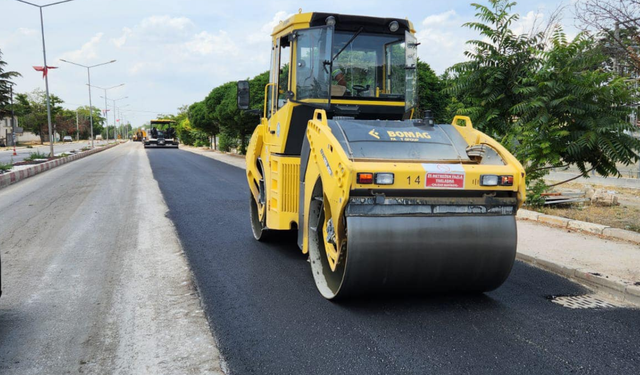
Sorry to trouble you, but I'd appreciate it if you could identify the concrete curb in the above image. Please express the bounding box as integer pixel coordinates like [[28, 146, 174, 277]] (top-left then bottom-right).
[[517, 209, 640, 306], [0, 143, 120, 190], [182, 145, 245, 160], [517, 209, 640, 244]]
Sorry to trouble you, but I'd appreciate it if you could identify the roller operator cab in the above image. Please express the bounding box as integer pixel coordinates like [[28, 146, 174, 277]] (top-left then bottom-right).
[[238, 12, 526, 299], [144, 120, 179, 148]]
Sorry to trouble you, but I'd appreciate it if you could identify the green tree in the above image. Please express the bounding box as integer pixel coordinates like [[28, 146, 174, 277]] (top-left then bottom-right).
[[54, 108, 78, 138], [446, 0, 640, 196], [15, 89, 65, 143], [214, 71, 268, 154], [416, 60, 448, 123], [0, 49, 22, 118], [188, 101, 215, 148], [75, 106, 105, 139], [447, 0, 541, 137], [513, 29, 640, 181]]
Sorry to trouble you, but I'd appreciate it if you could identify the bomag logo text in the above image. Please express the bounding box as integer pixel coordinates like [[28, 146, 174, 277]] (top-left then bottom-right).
[[386, 131, 431, 141]]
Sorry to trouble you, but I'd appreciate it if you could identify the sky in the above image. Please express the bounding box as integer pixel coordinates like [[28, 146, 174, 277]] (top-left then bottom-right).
[[0, 0, 580, 125]]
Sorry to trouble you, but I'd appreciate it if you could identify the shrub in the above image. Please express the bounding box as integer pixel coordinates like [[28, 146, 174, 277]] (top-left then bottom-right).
[[24, 151, 48, 161], [218, 132, 237, 152], [194, 139, 209, 147], [525, 180, 548, 208], [0, 162, 12, 172]]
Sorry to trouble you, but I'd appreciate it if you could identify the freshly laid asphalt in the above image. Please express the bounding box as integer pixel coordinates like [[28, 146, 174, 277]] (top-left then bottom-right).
[[147, 148, 640, 375]]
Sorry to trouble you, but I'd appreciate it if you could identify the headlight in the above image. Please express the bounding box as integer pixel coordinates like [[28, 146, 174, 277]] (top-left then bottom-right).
[[375, 173, 394, 185], [480, 175, 514, 186], [325, 16, 336, 26], [480, 175, 499, 186]]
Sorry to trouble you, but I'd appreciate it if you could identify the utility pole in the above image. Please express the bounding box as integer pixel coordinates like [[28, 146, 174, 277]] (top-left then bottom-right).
[[9, 83, 17, 156], [9, 83, 16, 147], [75, 110, 79, 141], [614, 22, 620, 76]]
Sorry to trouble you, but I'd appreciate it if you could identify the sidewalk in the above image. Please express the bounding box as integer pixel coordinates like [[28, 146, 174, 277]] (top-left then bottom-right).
[[178, 145, 640, 306], [517, 219, 640, 306], [179, 145, 246, 169]]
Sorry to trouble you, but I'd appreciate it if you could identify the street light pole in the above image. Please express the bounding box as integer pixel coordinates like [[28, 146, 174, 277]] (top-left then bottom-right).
[[87, 83, 124, 143], [102, 96, 128, 141], [60, 59, 116, 148], [8, 83, 16, 148], [16, 0, 75, 157]]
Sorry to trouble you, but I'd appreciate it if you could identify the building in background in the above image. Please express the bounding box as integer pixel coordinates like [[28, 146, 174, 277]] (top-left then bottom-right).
[[0, 116, 45, 145]]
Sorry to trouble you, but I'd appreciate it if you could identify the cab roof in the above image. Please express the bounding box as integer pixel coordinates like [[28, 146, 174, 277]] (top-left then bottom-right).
[[271, 12, 415, 38]]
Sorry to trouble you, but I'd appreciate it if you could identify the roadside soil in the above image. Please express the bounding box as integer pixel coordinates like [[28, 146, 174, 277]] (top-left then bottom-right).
[[534, 181, 640, 233]]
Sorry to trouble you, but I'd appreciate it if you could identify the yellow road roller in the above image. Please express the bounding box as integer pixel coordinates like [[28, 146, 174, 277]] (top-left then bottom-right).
[[238, 12, 526, 299]]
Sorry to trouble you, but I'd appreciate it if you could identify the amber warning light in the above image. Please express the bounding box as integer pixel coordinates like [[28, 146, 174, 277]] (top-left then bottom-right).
[[357, 173, 374, 184]]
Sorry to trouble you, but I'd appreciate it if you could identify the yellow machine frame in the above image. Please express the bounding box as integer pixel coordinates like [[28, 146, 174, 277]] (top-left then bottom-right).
[[244, 12, 526, 298]]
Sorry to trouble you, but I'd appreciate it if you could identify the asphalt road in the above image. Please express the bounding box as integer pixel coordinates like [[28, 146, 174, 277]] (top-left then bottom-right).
[[0, 141, 108, 164], [0, 142, 223, 374], [147, 148, 640, 375]]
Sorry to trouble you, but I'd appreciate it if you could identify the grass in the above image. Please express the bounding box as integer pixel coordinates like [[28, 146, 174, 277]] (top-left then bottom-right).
[[0, 162, 12, 173], [23, 151, 49, 161]]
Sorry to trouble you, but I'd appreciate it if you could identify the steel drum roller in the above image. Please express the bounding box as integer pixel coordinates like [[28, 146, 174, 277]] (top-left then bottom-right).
[[309, 214, 517, 299]]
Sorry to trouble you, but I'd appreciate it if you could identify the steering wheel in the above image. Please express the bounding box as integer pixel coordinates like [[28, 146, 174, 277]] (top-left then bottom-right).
[[352, 85, 370, 96]]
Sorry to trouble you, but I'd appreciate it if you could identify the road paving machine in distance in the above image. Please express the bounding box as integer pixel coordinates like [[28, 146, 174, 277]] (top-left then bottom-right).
[[133, 128, 147, 142], [239, 12, 526, 299], [144, 120, 179, 148]]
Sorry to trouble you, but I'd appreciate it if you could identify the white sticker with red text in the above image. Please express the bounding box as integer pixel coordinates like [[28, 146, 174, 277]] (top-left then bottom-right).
[[422, 164, 465, 189]]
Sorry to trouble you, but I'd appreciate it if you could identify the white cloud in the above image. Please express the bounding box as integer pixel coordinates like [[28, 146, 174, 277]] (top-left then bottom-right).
[[128, 61, 164, 75], [185, 31, 239, 56], [513, 10, 545, 36], [421, 10, 458, 26], [0, 27, 39, 47], [140, 15, 194, 33], [415, 10, 475, 73], [59, 33, 105, 63], [111, 27, 132, 48], [247, 11, 292, 44], [102, 15, 248, 80], [17, 28, 38, 36]]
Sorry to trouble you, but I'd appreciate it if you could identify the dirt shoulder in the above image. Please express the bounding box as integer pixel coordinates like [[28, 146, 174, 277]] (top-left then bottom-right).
[[537, 180, 640, 233]]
